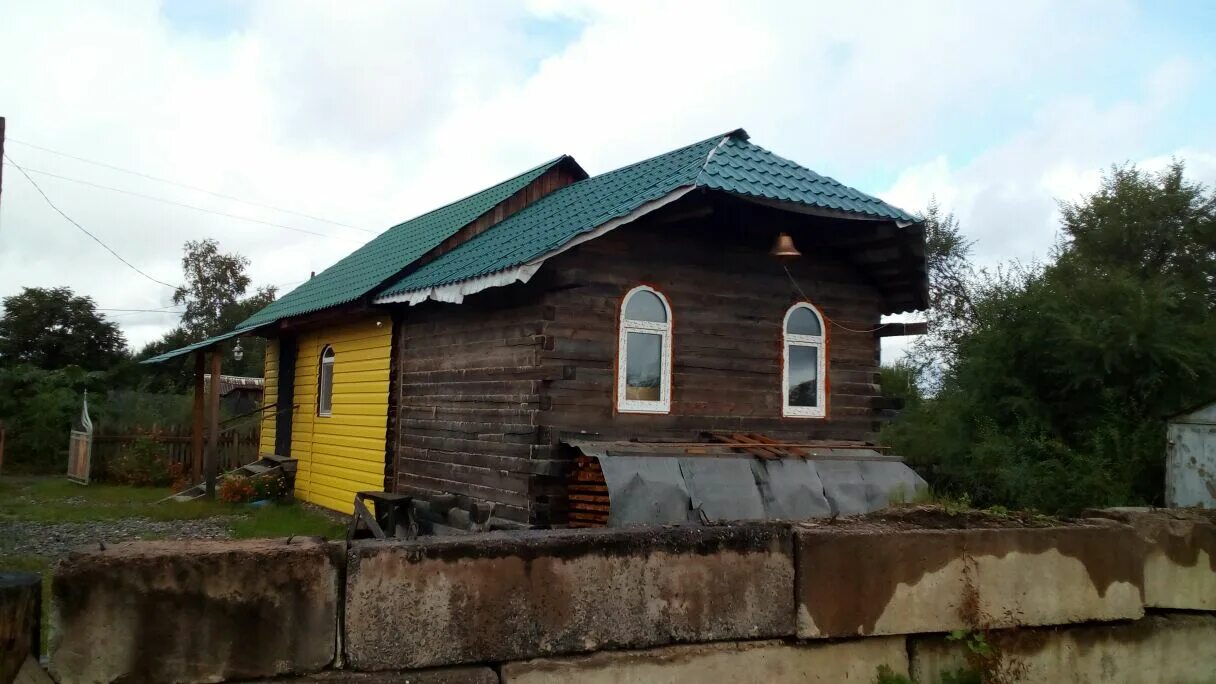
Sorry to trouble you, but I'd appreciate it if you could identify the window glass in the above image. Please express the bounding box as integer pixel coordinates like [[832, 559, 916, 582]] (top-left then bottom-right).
[[318, 346, 335, 416], [624, 289, 667, 323], [787, 345, 819, 407], [625, 332, 663, 401], [787, 306, 822, 335]]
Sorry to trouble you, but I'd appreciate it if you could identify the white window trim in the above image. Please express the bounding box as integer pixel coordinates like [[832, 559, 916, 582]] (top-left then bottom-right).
[[318, 346, 335, 417], [617, 286, 673, 414], [782, 304, 827, 419]]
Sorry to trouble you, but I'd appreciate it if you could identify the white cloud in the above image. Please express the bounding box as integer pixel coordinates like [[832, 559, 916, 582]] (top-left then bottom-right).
[[885, 58, 1214, 268], [0, 0, 1210, 354]]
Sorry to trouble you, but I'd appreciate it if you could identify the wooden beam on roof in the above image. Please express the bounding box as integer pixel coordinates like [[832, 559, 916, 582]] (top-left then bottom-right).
[[276, 303, 379, 333], [876, 321, 928, 337]]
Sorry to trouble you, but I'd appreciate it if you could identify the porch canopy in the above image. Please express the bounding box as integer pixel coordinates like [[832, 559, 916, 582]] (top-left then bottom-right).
[[141, 326, 263, 498]]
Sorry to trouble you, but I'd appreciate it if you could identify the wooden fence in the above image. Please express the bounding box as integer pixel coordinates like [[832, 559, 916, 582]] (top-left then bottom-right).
[[91, 424, 261, 480]]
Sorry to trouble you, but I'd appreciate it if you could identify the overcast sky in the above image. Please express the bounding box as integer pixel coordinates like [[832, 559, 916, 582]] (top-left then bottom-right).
[[1, 1, 1213, 356]]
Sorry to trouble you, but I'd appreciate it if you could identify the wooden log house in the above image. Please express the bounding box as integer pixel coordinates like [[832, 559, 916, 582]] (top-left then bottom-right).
[[146, 129, 928, 524]]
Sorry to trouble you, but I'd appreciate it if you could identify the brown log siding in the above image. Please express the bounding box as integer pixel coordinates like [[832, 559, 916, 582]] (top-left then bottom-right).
[[391, 204, 888, 525]]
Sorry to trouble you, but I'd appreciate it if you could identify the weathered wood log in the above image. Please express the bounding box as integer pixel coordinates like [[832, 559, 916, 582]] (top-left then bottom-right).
[[0, 571, 41, 682]]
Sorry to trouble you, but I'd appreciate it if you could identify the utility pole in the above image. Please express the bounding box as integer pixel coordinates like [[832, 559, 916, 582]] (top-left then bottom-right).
[[0, 116, 6, 212]]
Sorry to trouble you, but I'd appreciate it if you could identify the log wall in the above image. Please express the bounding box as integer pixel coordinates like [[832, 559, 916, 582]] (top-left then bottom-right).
[[390, 205, 888, 525], [392, 290, 560, 524], [536, 217, 884, 444]]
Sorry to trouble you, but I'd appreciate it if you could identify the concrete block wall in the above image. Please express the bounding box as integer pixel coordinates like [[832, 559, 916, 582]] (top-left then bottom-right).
[[43, 508, 1215, 683]]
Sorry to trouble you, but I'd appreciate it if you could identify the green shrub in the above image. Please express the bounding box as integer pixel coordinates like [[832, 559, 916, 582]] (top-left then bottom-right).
[[250, 472, 287, 501], [108, 436, 175, 487], [219, 474, 256, 503], [886, 163, 1216, 515]]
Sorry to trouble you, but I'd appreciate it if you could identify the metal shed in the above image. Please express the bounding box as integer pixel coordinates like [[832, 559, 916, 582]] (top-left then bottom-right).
[[1166, 401, 1216, 508]]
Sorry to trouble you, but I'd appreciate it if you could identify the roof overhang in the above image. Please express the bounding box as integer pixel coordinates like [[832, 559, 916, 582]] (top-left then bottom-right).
[[374, 185, 697, 306], [140, 326, 262, 364], [729, 192, 918, 228]]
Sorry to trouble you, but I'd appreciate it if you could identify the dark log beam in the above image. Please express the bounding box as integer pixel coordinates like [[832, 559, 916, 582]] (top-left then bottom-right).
[[875, 321, 928, 337], [192, 352, 205, 483], [205, 350, 221, 498]]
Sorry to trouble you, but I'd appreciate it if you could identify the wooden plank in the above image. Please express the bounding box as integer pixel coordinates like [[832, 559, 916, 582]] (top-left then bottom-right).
[[205, 351, 221, 498], [192, 352, 205, 483], [875, 321, 928, 337]]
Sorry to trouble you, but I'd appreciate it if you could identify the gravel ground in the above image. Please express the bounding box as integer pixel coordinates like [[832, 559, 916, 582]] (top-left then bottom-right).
[[0, 517, 243, 561]]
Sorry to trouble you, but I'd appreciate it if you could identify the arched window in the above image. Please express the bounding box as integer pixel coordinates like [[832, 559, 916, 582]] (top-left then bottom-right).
[[783, 303, 826, 418], [317, 345, 335, 417], [617, 286, 672, 413]]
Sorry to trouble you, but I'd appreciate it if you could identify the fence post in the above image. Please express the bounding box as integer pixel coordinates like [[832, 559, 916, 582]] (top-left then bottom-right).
[[193, 353, 205, 485]]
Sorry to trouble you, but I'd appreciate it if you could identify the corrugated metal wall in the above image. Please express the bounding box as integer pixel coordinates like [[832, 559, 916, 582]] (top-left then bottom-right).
[[1166, 402, 1216, 508], [261, 316, 392, 514]]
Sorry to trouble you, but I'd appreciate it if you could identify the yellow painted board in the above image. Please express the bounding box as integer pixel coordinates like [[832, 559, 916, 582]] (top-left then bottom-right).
[[309, 465, 384, 489], [279, 315, 391, 514], [310, 461, 384, 481]]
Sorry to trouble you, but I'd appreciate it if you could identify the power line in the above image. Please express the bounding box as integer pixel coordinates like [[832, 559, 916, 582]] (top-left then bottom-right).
[[4, 152, 178, 290], [1, 161, 361, 240], [102, 309, 185, 319], [97, 307, 185, 312], [98, 278, 309, 315], [8, 138, 377, 234]]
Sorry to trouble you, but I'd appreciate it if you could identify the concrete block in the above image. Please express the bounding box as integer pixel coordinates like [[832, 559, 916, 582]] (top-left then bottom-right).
[[795, 519, 1144, 638], [911, 613, 1216, 683], [50, 539, 343, 684], [344, 525, 794, 670], [1087, 507, 1215, 610], [500, 637, 908, 684], [250, 666, 498, 683]]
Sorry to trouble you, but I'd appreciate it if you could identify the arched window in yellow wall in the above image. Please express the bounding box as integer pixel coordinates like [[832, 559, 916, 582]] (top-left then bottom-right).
[[783, 303, 826, 418], [617, 286, 672, 414], [317, 345, 335, 417]]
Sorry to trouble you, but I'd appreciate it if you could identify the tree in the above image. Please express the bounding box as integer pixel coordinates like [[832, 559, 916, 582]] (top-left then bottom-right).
[[0, 364, 105, 472], [137, 240, 276, 389], [903, 201, 982, 388], [173, 239, 276, 339], [884, 162, 1216, 513], [0, 287, 128, 371]]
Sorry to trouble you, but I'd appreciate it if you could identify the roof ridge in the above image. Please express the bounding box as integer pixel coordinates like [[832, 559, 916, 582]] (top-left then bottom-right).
[[693, 135, 734, 186], [700, 136, 916, 215], [379, 154, 571, 234], [581, 129, 745, 183]]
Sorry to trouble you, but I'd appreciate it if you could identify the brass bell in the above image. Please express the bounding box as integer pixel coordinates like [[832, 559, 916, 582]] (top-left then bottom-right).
[[770, 232, 802, 259]]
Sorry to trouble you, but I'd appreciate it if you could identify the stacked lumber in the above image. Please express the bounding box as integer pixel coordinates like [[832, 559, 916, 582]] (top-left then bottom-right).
[[567, 455, 609, 527]]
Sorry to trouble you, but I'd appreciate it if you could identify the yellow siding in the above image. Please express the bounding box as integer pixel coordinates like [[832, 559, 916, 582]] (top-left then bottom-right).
[[259, 339, 279, 455], [287, 316, 392, 515]]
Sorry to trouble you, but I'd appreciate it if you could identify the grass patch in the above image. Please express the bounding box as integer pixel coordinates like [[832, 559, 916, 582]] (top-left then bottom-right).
[[1, 476, 351, 656], [229, 504, 346, 540], [0, 476, 232, 523]]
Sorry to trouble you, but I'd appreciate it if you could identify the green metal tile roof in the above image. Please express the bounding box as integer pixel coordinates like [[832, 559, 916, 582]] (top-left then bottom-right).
[[146, 129, 918, 364], [237, 155, 569, 329], [143, 155, 568, 364], [141, 326, 248, 364], [377, 130, 916, 299]]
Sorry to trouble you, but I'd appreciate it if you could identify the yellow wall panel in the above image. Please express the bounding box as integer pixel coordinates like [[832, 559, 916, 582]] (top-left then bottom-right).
[[260, 340, 279, 455], [262, 314, 392, 515]]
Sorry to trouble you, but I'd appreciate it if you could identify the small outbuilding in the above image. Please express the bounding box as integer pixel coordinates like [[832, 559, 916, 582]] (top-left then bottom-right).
[[1167, 401, 1216, 508], [146, 129, 929, 523]]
